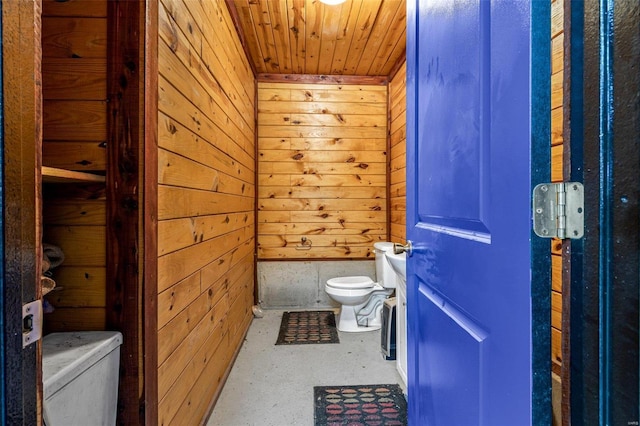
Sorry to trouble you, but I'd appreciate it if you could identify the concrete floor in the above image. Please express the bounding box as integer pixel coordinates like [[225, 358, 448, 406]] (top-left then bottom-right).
[[206, 309, 404, 426]]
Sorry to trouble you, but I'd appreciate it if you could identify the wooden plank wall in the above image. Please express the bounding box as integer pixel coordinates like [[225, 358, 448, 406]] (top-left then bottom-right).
[[41, 0, 108, 332], [157, 0, 255, 424], [257, 82, 388, 259], [389, 63, 407, 243], [551, 0, 564, 376]]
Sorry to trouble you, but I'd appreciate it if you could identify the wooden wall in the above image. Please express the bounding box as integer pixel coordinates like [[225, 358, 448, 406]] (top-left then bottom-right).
[[156, 0, 255, 424], [41, 0, 108, 332], [389, 63, 407, 244], [257, 82, 388, 259], [551, 0, 564, 376]]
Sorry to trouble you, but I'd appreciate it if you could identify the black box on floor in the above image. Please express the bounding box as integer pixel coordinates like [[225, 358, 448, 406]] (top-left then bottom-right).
[[381, 297, 397, 360]]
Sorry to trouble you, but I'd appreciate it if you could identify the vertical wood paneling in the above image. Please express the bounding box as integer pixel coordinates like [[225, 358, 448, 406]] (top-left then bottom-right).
[[156, 0, 255, 424], [389, 62, 406, 244], [257, 82, 388, 259], [41, 0, 108, 334]]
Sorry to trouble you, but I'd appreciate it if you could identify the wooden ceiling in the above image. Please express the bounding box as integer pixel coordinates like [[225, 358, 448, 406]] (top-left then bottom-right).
[[227, 0, 406, 77]]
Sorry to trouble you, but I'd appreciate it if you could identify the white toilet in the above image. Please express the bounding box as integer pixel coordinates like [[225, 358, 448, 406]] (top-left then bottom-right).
[[325, 241, 396, 332], [42, 331, 123, 426]]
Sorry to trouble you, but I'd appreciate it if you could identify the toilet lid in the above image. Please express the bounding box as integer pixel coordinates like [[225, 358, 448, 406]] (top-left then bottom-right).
[[327, 276, 375, 289]]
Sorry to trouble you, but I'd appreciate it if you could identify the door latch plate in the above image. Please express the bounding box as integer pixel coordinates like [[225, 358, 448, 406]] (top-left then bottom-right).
[[22, 299, 43, 347], [533, 182, 584, 239]]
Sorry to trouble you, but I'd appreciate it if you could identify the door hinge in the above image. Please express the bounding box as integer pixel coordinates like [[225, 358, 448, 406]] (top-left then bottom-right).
[[22, 300, 43, 348], [533, 182, 584, 240]]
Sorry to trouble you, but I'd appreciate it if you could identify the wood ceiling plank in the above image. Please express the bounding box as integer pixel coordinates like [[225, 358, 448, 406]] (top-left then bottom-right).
[[316, 1, 346, 75], [342, 1, 381, 75], [355, 0, 402, 75], [225, 0, 407, 77], [304, 0, 322, 74], [330, 0, 363, 75], [365, 1, 406, 75], [233, 1, 267, 74], [269, 0, 293, 73], [249, 0, 279, 72], [288, 0, 306, 73]]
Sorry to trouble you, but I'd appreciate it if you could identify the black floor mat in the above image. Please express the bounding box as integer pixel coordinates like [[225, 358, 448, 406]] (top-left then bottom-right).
[[314, 384, 407, 425], [275, 311, 340, 345]]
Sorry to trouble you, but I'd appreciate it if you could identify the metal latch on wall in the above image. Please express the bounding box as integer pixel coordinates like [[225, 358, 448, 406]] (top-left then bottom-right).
[[533, 182, 584, 239], [23, 300, 43, 348]]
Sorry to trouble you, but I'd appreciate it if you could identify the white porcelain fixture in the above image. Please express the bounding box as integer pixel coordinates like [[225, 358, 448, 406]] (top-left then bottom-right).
[[325, 242, 396, 332], [385, 251, 407, 281], [42, 331, 123, 426], [385, 250, 407, 387]]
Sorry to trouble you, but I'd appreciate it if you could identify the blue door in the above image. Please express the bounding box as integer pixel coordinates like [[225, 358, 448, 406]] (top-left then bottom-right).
[[406, 1, 550, 424]]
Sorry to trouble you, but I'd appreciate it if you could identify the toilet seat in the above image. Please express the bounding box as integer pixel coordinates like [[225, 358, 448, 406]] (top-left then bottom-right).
[[324, 241, 395, 333], [326, 276, 375, 289]]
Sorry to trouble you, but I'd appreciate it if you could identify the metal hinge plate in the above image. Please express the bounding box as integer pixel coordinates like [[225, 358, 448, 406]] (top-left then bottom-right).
[[533, 182, 584, 239], [22, 299, 43, 348]]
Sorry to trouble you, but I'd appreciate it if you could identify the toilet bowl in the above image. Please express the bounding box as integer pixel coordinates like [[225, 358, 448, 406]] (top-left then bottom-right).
[[42, 331, 123, 426], [325, 242, 396, 332]]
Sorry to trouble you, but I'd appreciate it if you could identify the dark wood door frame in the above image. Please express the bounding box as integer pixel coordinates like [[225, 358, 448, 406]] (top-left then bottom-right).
[[107, 1, 158, 425], [564, 1, 640, 424], [2, 1, 42, 423]]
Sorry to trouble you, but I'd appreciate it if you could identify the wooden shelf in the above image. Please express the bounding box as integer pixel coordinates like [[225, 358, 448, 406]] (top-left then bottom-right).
[[42, 166, 106, 184]]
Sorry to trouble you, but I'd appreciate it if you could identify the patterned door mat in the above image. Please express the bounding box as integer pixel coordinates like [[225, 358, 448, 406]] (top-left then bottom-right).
[[314, 384, 407, 425], [275, 311, 340, 345]]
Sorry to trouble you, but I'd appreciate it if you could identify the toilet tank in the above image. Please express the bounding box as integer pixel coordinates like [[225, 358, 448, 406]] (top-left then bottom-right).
[[42, 331, 123, 426], [374, 242, 395, 288]]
